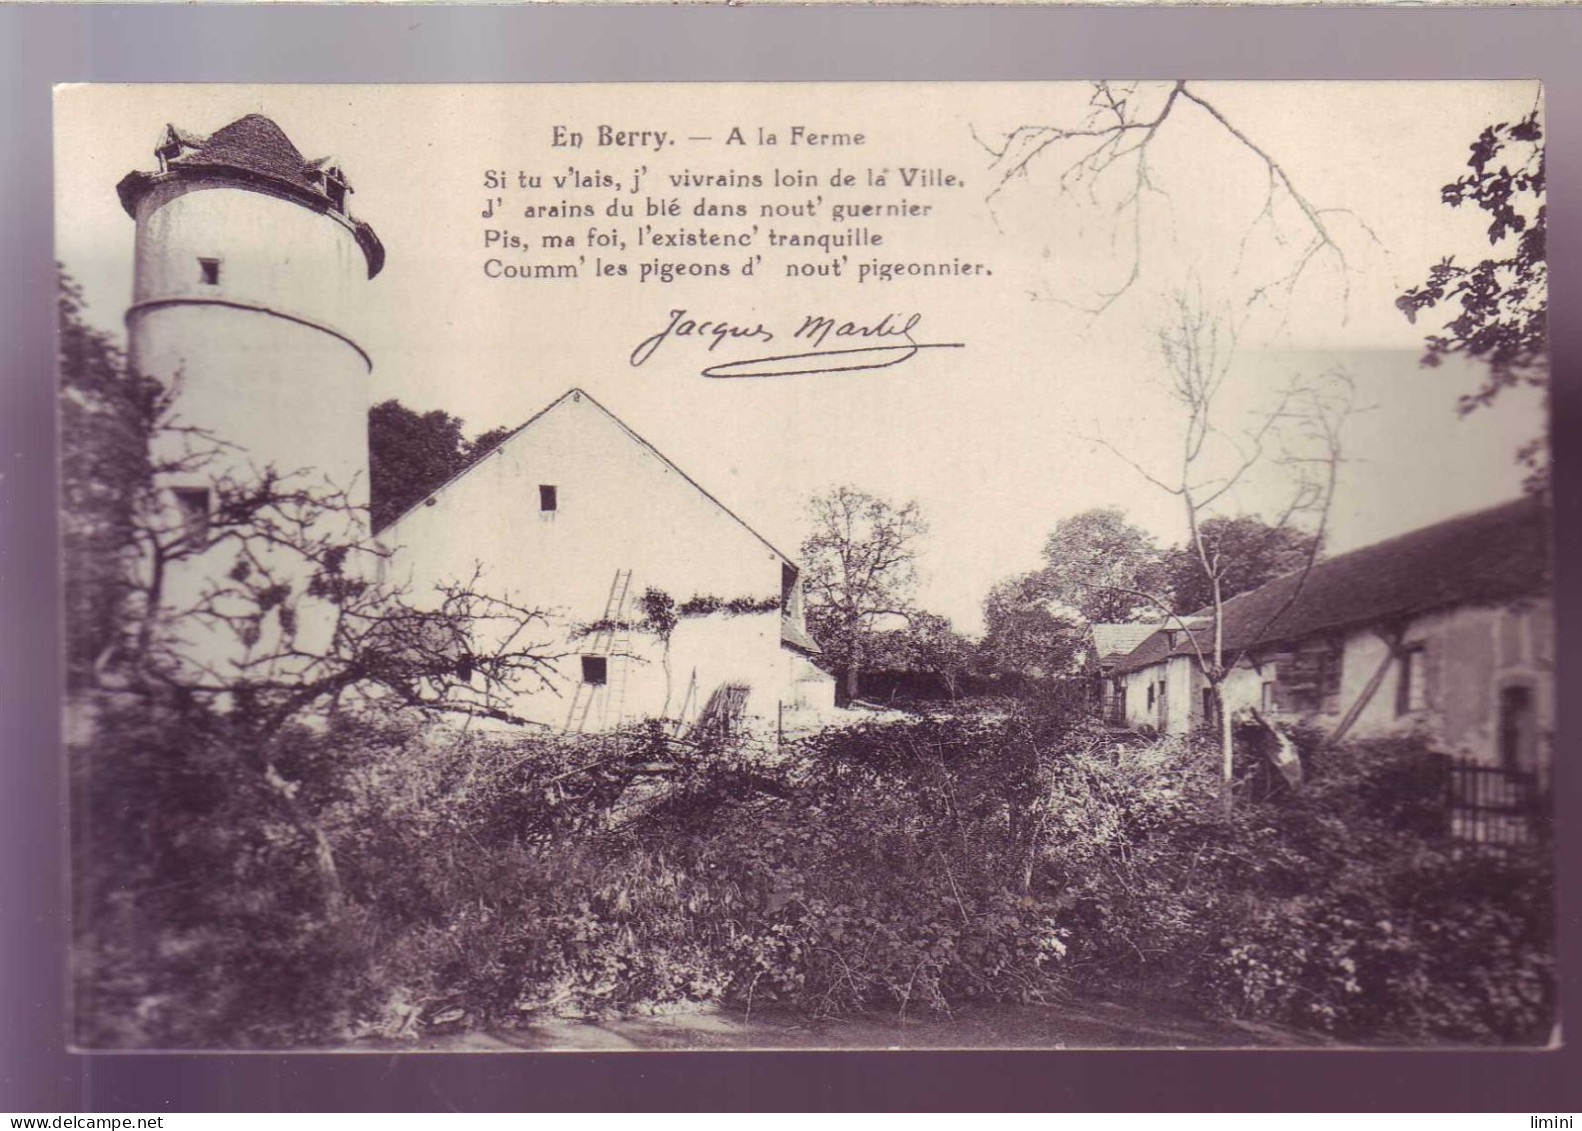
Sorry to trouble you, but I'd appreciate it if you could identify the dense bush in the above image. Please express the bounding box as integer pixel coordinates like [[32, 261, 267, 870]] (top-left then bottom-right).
[[1190, 741, 1555, 1042], [1040, 732, 1555, 1044], [694, 712, 1075, 1017], [72, 701, 1077, 1045], [70, 694, 1554, 1048], [70, 703, 394, 1048]]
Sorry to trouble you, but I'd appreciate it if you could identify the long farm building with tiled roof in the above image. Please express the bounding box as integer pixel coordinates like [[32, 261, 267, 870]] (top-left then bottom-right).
[[1105, 497, 1552, 772]]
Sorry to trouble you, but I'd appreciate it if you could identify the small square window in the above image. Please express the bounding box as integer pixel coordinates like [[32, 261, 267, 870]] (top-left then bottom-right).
[[539, 484, 557, 512], [172, 486, 211, 547], [198, 258, 221, 285], [581, 655, 607, 685]]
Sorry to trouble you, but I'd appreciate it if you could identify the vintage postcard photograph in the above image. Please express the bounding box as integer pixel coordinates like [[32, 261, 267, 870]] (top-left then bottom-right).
[[54, 82, 1553, 1052]]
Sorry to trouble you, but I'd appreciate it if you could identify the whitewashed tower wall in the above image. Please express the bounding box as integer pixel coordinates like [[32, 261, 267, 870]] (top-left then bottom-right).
[[117, 116, 384, 669]]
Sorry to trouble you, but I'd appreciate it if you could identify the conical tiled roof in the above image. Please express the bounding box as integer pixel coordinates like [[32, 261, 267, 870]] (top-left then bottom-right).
[[172, 114, 311, 187], [117, 114, 384, 278]]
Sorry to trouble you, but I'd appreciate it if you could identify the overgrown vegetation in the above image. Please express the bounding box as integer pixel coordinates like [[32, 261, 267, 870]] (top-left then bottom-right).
[[58, 266, 1551, 1051], [1046, 730, 1554, 1042], [571, 591, 783, 640], [72, 694, 1554, 1049]]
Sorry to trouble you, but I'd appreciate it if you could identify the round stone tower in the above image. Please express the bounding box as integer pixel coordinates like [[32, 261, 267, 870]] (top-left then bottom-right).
[[117, 115, 384, 514], [116, 115, 385, 672]]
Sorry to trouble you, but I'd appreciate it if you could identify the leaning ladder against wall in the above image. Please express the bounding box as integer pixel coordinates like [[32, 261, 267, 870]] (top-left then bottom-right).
[[565, 568, 634, 734]]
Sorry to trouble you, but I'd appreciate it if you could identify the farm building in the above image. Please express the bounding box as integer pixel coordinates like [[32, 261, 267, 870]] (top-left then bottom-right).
[[1090, 622, 1160, 722], [377, 388, 836, 732], [1107, 497, 1552, 773]]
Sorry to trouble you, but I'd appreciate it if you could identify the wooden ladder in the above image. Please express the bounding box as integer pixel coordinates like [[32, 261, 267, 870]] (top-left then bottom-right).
[[604, 585, 635, 735], [565, 568, 633, 733]]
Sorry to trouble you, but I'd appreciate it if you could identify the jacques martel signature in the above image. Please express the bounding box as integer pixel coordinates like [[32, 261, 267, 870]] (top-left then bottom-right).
[[628, 308, 965, 378]]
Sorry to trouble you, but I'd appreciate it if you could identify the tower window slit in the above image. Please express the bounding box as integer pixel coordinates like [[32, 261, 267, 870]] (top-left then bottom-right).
[[198, 258, 221, 286]]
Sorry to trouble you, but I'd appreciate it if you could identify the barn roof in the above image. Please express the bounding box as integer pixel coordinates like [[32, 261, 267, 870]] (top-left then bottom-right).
[[1090, 623, 1159, 663], [382, 388, 795, 564], [1113, 495, 1550, 674], [381, 387, 819, 654], [117, 114, 385, 278]]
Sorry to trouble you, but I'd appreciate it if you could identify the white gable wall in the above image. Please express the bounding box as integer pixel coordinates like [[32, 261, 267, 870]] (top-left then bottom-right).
[[380, 392, 820, 729]]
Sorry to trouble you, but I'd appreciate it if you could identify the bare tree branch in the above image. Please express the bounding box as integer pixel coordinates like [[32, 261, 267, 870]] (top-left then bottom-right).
[[977, 81, 1375, 318]]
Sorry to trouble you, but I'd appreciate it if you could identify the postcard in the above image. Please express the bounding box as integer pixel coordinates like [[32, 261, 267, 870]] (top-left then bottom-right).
[[55, 82, 1553, 1051]]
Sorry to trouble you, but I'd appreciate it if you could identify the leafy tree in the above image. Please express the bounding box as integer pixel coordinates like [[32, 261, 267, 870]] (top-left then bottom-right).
[[865, 611, 980, 699], [981, 572, 1087, 680], [367, 399, 465, 531], [469, 425, 514, 462], [1397, 110, 1546, 488], [1161, 515, 1320, 616], [907, 614, 980, 700], [58, 268, 162, 685], [1036, 508, 1165, 624], [800, 486, 928, 701], [368, 400, 512, 532]]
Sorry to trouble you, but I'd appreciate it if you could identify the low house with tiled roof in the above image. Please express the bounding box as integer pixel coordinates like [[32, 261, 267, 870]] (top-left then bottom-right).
[[1089, 623, 1161, 722], [379, 388, 835, 733], [1108, 497, 1552, 771]]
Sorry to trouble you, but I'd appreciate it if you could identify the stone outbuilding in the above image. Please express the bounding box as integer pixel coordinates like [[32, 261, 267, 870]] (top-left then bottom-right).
[[1108, 497, 1552, 773], [379, 387, 836, 733]]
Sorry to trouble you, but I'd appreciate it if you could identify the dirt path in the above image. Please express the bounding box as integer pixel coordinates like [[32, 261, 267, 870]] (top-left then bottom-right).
[[370, 996, 1330, 1052]]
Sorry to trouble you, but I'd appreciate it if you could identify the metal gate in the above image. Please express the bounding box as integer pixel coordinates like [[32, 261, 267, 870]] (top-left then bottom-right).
[[1441, 755, 1546, 847]]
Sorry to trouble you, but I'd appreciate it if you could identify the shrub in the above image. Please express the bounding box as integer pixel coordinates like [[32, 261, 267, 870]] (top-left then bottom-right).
[[1206, 846, 1554, 1041], [1188, 740, 1555, 1042], [72, 701, 1079, 1044], [70, 701, 397, 1047], [1043, 734, 1556, 1044], [70, 695, 1555, 1048], [691, 713, 1075, 1017]]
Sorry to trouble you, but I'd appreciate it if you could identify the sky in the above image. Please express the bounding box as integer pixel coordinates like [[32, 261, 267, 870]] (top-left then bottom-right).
[[55, 82, 1546, 632]]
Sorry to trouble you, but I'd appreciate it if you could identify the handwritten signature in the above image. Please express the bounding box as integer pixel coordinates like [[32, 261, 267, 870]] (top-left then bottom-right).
[[629, 308, 965, 378]]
